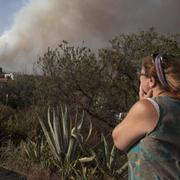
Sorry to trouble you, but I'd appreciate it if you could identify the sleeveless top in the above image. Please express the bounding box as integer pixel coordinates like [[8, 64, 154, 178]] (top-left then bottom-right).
[[127, 96, 180, 180]]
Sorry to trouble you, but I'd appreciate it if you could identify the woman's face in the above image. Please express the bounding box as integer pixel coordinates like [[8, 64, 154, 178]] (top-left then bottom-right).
[[139, 67, 151, 94]]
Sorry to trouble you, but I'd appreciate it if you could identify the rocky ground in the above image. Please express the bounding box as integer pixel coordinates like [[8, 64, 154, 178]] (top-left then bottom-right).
[[0, 167, 26, 180]]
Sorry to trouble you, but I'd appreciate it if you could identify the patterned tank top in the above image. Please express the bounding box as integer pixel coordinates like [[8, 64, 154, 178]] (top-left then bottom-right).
[[127, 96, 180, 180]]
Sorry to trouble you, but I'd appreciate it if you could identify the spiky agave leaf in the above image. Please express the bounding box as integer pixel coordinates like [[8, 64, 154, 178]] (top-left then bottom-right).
[[66, 134, 78, 162], [85, 119, 92, 143], [53, 108, 61, 154], [77, 111, 85, 131], [67, 112, 86, 161], [38, 114, 59, 161], [116, 161, 128, 175], [109, 145, 118, 171], [101, 134, 110, 169], [78, 155, 95, 163], [23, 141, 31, 159], [93, 134, 122, 177], [57, 106, 66, 152], [61, 105, 70, 149], [47, 107, 55, 138], [93, 145, 110, 175]]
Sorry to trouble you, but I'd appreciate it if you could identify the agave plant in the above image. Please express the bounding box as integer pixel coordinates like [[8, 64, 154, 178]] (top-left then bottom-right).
[[22, 136, 51, 167], [37, 105, 93, 177], [23, 138, 44, 163], [71, 163, 99, 180], [92, 134, 128, 179]]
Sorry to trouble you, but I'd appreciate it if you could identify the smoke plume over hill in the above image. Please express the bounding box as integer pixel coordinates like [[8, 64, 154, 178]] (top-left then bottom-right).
[[0, 0, 180, 72]]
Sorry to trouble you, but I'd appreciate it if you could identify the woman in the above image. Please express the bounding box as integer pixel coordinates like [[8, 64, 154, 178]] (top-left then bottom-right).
[[112, 54, 180, 179]]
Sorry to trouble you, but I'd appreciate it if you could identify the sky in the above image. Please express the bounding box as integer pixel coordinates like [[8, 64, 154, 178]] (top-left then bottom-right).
[[0, 0, 180, 73], [0, 0, 24, 35]]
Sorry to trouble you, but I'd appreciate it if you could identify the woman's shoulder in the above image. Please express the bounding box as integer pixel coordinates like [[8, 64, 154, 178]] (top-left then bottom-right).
[[128, 99, 159, 131], [130, 98, 158, 117], [112, 99, 159, 151]]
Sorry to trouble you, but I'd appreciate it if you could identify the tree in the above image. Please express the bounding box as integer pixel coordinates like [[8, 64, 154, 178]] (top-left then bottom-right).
[[36, 28, 180, 128]]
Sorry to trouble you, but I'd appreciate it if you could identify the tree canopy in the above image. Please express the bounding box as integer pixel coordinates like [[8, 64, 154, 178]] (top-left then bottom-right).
[[36, 28, 180, 127]]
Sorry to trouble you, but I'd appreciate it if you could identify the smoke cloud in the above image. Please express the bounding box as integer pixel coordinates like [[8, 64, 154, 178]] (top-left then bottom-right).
[[0, 0, 180, 72]]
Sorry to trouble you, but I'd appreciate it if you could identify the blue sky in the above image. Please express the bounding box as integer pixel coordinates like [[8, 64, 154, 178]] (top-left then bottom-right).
[[0, 0, 23, 35]]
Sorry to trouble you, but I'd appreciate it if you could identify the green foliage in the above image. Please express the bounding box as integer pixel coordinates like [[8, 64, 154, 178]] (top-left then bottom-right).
[[92, 135, 127, 179], [0, 104, 15, 127], [111, 28, 180, 60], [38, 105, 93, 178], [1, 29, 180, 179], [37, 41, 136, 127], [22, 136, 52, 168], [36, 29, 180, 128], [71, 164, 100, 180], [37, 105, 127, 179], [0, 104, 21, 144], [0, 104, 41, 146], [0, 75, 37, 109]]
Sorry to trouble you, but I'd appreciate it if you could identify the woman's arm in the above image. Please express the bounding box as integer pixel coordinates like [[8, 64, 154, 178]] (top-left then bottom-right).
[[112, 99, 159, 152]]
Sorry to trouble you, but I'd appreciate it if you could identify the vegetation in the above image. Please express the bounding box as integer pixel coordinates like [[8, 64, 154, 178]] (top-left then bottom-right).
[[0, 28, 180, 179]]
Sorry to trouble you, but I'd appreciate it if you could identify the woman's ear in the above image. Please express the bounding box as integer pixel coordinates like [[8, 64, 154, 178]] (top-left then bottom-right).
[[149, 76, 156, 88]]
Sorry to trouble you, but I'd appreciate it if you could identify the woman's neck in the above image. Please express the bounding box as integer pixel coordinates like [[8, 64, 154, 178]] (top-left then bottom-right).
[[153, 87, 177, 98], [153, 89, 166, 97]]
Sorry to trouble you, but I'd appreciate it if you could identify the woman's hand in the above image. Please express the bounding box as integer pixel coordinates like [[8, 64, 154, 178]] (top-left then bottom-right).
[[139, 86, 153, 99]]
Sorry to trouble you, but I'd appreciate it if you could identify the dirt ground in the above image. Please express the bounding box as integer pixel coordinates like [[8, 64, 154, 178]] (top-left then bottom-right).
[[0, 167, 27, 180]]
